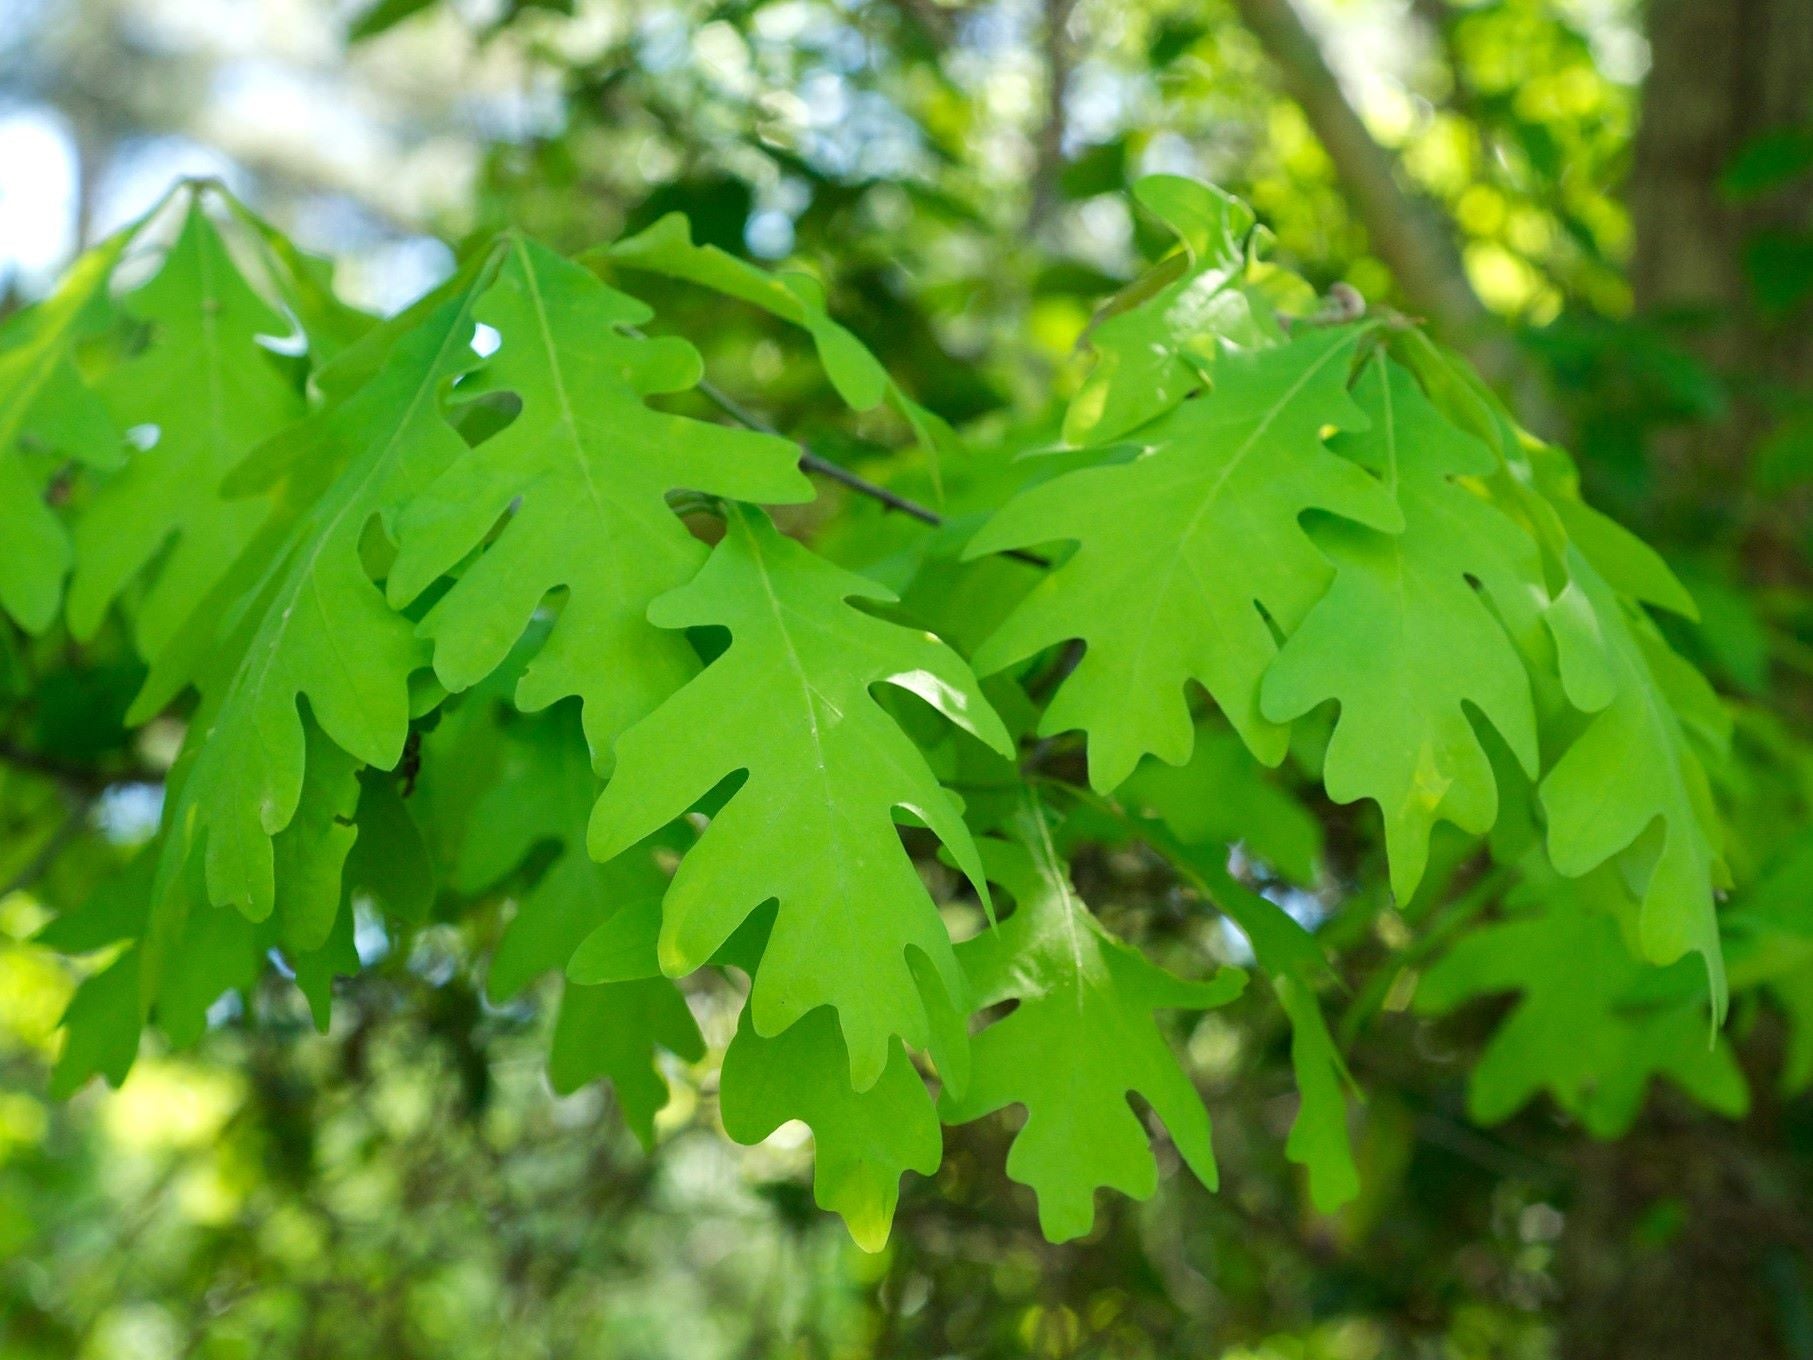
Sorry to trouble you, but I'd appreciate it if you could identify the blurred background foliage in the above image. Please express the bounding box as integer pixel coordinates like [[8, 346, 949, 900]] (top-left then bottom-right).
[[0, 0, 1810, 1356]]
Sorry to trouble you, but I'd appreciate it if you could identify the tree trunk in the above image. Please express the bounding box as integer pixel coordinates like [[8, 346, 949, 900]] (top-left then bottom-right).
[[1559, 5, 1813, 1356], [1624, 0, 1813, 557]]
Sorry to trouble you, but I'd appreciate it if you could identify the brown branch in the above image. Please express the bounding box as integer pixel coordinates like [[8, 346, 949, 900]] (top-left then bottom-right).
[[1029, 0, 1079, 227], [1228, 0, 1535, 403]]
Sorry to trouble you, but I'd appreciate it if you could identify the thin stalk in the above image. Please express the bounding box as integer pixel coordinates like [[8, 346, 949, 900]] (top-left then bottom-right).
[[626, 324, 1050, 566]]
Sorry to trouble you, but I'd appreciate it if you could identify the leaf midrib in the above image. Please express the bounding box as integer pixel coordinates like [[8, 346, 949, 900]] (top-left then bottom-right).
[[185, 282, 488, 801], [1124, 335, 1355, 711]]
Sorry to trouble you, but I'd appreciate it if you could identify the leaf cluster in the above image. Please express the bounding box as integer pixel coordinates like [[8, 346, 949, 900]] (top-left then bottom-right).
[[4, 175, 1793, 1251]]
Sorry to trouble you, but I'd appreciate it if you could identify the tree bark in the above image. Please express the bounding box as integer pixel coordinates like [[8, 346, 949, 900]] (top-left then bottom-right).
[[1624, 0, 1813, 555], [1558, 4, 1813, 1357]]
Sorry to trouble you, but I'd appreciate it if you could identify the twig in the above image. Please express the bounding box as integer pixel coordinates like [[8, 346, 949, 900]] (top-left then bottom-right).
[[798, 446, 953, 526], [678, 357, 1053, 568], [692, 373, 945, 526]]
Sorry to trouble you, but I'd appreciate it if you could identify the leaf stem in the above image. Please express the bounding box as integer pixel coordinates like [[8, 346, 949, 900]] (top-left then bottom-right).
[[637, 327, 1050, 567], [694, 371, 946, 526]]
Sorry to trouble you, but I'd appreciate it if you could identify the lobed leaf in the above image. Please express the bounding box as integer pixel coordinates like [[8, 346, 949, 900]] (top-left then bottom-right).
[[388, 234, 815, 765], [719, 1004, 942, 1252], [968, 325, 1401, 791], [459, 698, 702, 1146], [1063, 174, 1270, 446], [588, 504, 1012, 1091], [1417, 862, 1745, 1135], [130, 262, 493, 987], [69, 202, 305, 655], [942, 794, 1246, 1242], [0, 227, 131, 632], [1261, 357, 1542, 901], [609, 212, 960, 492], [1538, 550, 1731, 1014]]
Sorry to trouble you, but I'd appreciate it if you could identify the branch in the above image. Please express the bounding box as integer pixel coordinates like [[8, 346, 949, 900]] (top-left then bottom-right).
[[1028, 0, 1079, 227], [691, 374, 943, 527], [617, 323, 950, 530], [683, 366, 1052, 568], [1228, 0, 1528, 395]]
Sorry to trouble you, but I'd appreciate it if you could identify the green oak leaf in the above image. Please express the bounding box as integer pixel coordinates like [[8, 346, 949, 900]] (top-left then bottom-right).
[[1063, 175, 1269, 446], [1394, 331, 1731, 1003], [457, 699, 702, 1147], [718, 1003, 941, 1252], [941, 795, 1246, 1242], [0, 226, 130, 632], [608, 212, 959, 493], [287, 753, 443, 1031], [47, 713, 365, 1080], [268, 720, 362, 956], [49, 951, 142, 1099], [1550, 494, 1699, 620], [128, 263, 493, 984], [1394, 335, 1730, 1004], [291, 898, 360, 1031], [1538, 548, 1730, 1015], [1126, 809, 1361, 1212], [1195, 846, 1360, 1212], [1123, 721, 1323, 885], [164, 716, 371, 1034], [1261, 357, 1542, 900], [1271, 969, 1361, 1213], [549, 978, 705, 1145], [42, 855, 154, 1096], [70, 201, 305, 656], [968, 325, 1401, 791], [342, 772, 435, 926], [459, 704, 635, 998], [214, 189, 377, 364], [1416, 863, 1745, 1136], [589, 505, 1012, 1092], [1722, 838, 1813, 1092], [34, 850, 154, 959], [387, 234, 814, 765], [154, 879, 264, 1049]]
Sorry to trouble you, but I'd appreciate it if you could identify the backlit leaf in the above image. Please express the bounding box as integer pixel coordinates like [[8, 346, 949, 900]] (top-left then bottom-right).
[[942, 794, 1246, 1241], [968, 325, 1401, 791], [387, 234, 814, 764], [589, 505, 1011, 1091], [1261, 357, 1542, 900]]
